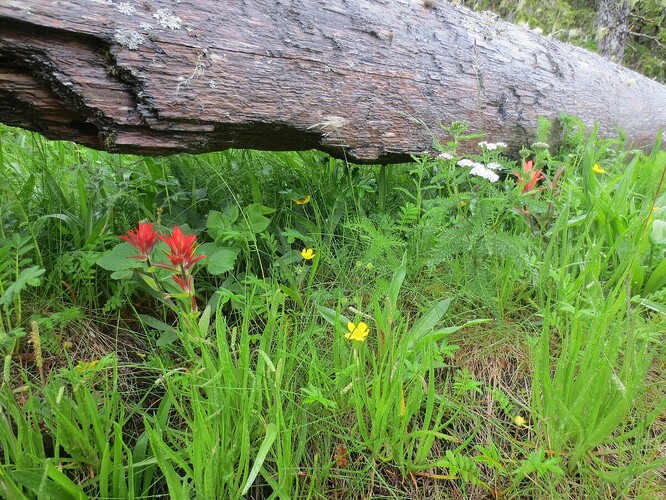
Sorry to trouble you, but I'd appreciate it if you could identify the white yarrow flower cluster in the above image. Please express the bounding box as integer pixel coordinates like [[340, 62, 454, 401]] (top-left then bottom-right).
[[470, 164, 500, 182], [457, 158, 500, 183], [478, 141, 507, 151], [438, 152, 454, 160], [531, 141, 550, 149]]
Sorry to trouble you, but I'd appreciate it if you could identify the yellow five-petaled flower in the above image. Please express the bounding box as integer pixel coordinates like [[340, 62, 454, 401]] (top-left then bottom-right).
[[301, 248, 315, 260], [76, 360, 99, 372], [514, 415, 526, 427], [345, 321, 369, 342], [293, 195, 311, 205], [592, 164, 607, 174]]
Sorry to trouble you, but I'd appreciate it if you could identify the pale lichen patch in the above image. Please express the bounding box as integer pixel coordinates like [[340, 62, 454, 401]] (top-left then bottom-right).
[[139, 22, 154, 31], [153, 9, 182, 30], [116, 3, 136, 16], [114, 29, 145, 50]]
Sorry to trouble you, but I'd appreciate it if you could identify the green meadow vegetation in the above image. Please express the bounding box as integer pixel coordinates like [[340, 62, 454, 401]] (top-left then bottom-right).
[[0, 117, 664, 498]]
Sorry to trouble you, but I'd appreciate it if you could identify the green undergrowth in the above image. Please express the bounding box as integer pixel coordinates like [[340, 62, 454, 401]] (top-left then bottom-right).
[[0, 120, 664, 498]]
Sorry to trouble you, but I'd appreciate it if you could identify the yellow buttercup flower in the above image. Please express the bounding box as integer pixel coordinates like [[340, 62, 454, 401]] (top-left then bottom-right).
[[514, 415, 526, 427], [345, 321, 369, 342], [76, 360, 99, 372], [293, 195, 311, 205], [301, 248, 315, 260], [592, 164, 607, 174]]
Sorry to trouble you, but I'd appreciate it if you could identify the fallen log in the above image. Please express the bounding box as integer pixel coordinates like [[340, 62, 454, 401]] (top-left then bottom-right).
[[0, 0, 664, 163]]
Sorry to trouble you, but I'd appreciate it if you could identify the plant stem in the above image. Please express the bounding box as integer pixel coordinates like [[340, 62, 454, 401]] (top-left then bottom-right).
[[378, 165, 388, 213]]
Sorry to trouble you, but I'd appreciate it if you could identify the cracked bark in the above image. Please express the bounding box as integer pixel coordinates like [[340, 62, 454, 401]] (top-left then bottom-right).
[[0, 0, 664, 163]]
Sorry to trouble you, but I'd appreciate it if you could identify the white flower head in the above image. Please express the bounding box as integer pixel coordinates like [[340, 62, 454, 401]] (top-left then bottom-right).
[[487, 162, 502, 170], [470, 164, 500, 183], [479, 141, 507, 151], [438, 152, 454, 160], [531, 141, 550, 149], [457, 158, 476, 167]]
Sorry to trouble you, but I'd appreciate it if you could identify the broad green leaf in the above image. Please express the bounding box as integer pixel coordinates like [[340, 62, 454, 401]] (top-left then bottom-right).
[[650, 219, 666, 247], [200, 245, 239, 275], [110, 269, 134, 280], [245, 203, 273, 234], [279, 284, 303, 308], [408, 325, 473, 353], [404, 298, 451, 350], [138, 314, 177, 333], [12, 470, 80, 500], [317, 306, 350, 329], [644, 257, 666, 295], [138, 315, 180, 347], [0, 463, 29, 499], [95, 243, 144, 272], [205, 210, 227, 240], [198, 304, 212, 337], [206, 206, 239, 241], [388, 253, 407, 311], [155, 331, 178, 347]]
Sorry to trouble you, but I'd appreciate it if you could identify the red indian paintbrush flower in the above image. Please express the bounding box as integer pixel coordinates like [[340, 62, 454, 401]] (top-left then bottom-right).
[[172, 274, 193, 294], [120, 221, 160, 260], [159, 226, 205, 270], [515, 159, 544, 194]]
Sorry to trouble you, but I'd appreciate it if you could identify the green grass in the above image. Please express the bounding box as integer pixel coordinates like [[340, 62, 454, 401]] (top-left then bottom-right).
[[0, 120, 664, 499]]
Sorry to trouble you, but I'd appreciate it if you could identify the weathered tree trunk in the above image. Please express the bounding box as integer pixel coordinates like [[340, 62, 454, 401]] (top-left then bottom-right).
[[596, 0, 631, 63], [0, 1, 664, 163]]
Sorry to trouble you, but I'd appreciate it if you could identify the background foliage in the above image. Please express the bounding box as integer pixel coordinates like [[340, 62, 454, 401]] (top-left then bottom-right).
[[462, 0, 666, 82]]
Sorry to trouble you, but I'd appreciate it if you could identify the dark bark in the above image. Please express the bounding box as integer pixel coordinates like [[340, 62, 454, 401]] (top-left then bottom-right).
[[596, 0, 631, 63], [0, 0, 664, 163]]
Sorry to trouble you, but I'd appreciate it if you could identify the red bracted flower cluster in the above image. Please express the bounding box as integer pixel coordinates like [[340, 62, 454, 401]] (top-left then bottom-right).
[[159, 226, 205, 270], [120, 223, 203, 313], [119, 222, 160, 260], [515, 159, 544, 194]]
